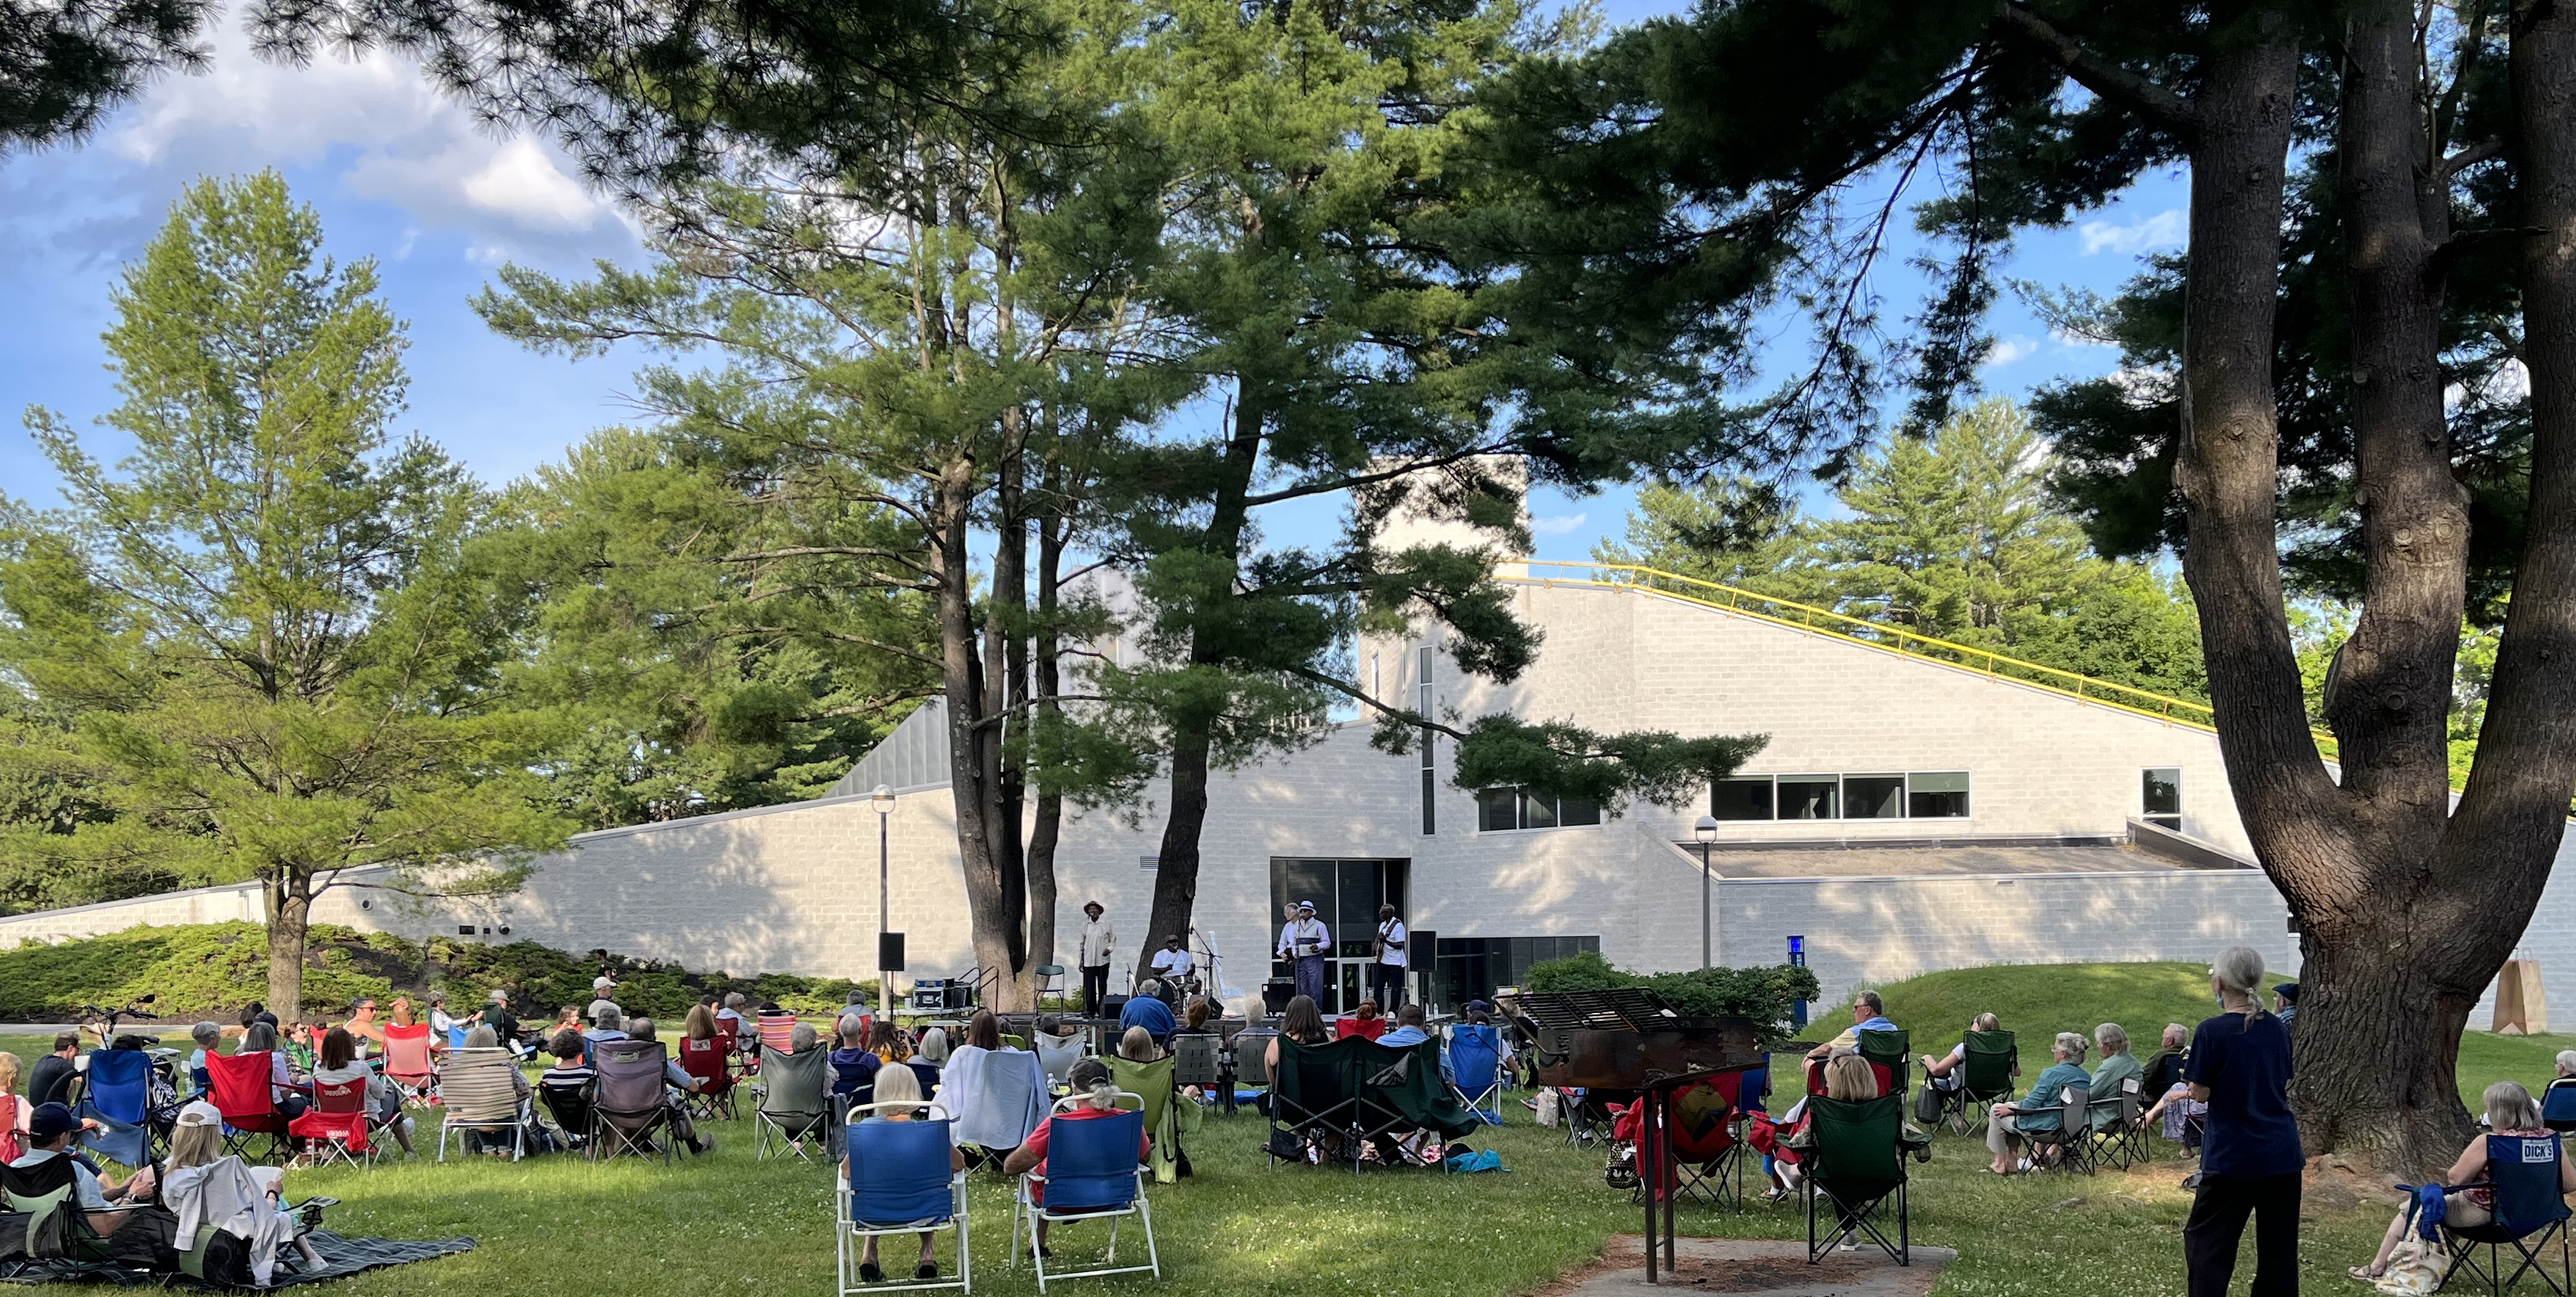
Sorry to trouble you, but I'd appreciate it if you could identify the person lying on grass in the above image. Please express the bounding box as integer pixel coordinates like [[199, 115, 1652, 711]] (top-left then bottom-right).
[[2350, 1080, 2576, 1281], [843, 1062, 961, 1283]]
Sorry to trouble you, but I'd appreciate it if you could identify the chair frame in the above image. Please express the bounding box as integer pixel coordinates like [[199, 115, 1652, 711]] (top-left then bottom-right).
[[678, 1037, 738, 1122], [205, 1051, 293, 1164], [2020, 1085, 2095, 1175], [299, 1073, 381, 1171], [838, 1102, 971, 1297], [1010, 1098, 1160, 1294], [1801, 1095, 1911, 1266], [436, 1048, 529, 1164], [1445, 1024, 1506, 1124], [382, 1022, 438, 1104], [2439, 1134, 2576, 1297], [2086, 1077, 2150, 1170], [756, 1045, 834, 1164], [592, 1041, 678, 1165]]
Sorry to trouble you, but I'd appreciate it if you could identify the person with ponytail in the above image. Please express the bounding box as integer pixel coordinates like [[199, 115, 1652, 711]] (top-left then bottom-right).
[[1002, 1058, 1148, 1256]]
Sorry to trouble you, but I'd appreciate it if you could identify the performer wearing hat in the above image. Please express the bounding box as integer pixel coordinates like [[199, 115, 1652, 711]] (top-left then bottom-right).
[[1277, 902, 1332, 1006], [1078, 901, 1115, 1018]]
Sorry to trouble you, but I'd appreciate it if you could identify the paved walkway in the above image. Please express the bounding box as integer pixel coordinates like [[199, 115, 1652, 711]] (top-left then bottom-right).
[[1560, 1237, 1955, 1297]]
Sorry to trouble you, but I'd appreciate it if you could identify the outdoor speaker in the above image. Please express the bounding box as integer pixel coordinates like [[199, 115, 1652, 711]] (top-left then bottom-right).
[[879, 932, 905, 971], [1101, 993, 1129, 1022]]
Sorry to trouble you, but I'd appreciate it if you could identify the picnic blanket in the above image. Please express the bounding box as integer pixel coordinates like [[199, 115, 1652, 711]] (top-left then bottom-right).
[[0, 1230, 472, 1288]]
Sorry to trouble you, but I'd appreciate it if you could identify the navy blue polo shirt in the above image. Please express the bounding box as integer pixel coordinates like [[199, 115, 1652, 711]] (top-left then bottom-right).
[[2184, 1009, 2303, 1178]]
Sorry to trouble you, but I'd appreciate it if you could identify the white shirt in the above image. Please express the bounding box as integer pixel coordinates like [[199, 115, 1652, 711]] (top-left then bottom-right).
[[1079, 917, 1116, 967], [1278, 918, 1331, 959], [13, 1149, 108, 1209], [1150, 947, 1196, 979], [1377, 919, 1409, 968]]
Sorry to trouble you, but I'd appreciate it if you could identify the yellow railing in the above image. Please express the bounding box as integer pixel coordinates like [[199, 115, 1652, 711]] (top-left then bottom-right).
[[1503, 559, 2226, 732]]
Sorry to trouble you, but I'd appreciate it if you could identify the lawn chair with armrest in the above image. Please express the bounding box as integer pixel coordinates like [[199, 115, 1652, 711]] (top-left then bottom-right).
[[758, 1044, 834, 1162], [2439, 1131, 2574, 1296], [592, 1039, 676, 1164], [1802, 1093, 1913, 1266], [381, 1024, 436, 1104], [75, 1047, 161, 1167], [204, 1051, 291, 1164], [289, 1072, 378, 1169], [1948, 1031, 2018, 1135], [1009, 1105, 1158, 1293], [1445, 1024, 1505, 1125], [838, 1101, 969, 1296], [434, 1047, 527, 1163]]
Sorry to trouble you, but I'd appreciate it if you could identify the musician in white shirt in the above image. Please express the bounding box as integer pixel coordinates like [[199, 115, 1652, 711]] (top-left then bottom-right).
[[1277, 901, 1332, 1007], [1371, 904, 1409, 1012], [1078, 902, 1115, 1018], [1148, 934, 1197, 989]]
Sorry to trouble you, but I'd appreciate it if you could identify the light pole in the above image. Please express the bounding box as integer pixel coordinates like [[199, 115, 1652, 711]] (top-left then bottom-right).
[[1694, 815, 1719, 969], [873, 783, 896, 1017]]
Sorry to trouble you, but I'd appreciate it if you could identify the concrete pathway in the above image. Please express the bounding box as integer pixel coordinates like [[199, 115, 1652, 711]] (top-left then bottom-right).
[[1558, 1237, 1955, 1297]]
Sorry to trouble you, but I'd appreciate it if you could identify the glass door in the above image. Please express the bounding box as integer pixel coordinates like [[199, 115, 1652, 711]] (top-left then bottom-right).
[[1270, 857, 1408, 1014]]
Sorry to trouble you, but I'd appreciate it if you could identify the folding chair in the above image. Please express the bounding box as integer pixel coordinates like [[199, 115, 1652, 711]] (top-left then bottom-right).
[[1109, 1054, 1183, 1184], [0, 1154, 158, 1263], [1952, 1030, 2018, 1135], [2543, 1080, 2576, 1134], [1335, 1017, 1386, 1041], [839, 1102, 969, 1296], [206, 1050, 292, 1163], [1445, 1024, 1506, 1124], [1804, 1093, 1911, 1266], [1036, 1032, 1086, 1095], [2441, 1131, 2574, 1296], [75, 1047, 158, 1167], [2020, 1084, 2094, 1175], [1010, 1107, 1159, 1293], [2087, 1077, 2150, 1169], [680, 1036, 737, 1120], [435, 1047, 527, 1163], [1353, 1037, 1479, 1170], [1172, 1033, 1225, 1113], [1669, 1073, 1747, 1209], [1855, 1029, 1911, 1102], [1559, 1088, 1616, 1148], [759, 1013, 801, 1059], [1230, 1029, 1275, 1114], [1033, 964, 1068, 1003], [592, 1039, 677, 1164], [758, 1044, 834, 1162], [1269, 1037, 1362, 1171], [383, 1023, 437, 1104], [539, 1076, 596, 1154], [447, 1025, 470, 1053], [282, 1073, 375, 1168]]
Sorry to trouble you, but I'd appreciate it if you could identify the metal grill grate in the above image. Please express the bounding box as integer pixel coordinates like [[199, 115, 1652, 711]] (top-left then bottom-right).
[[1502, 988, 1683, 1033]]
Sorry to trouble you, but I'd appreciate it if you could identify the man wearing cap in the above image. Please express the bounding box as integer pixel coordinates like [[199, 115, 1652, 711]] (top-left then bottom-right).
[[1149, 934, 1196, 990], [479, 990, 525, 1056], [2272, 982, 2299, 1030], [1078, 902, 1115, 1019], [587, 976, 622, 1024], [12, 1103, 140, 1224], [1277, 902, 1332, 1006]]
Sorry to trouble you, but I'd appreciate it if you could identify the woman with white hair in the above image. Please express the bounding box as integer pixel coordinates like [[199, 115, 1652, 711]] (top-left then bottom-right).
[[2351, 1080, 2576, 1281], [1984, 1031, 2090, 1173], [2181, 945, 2301, 1297], [2085, 1023, 2141, 1131], [2544, 1051, 2576, 1130]]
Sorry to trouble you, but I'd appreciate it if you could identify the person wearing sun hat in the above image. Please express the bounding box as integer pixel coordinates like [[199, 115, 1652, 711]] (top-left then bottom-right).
[[1277, 901, 1332, 1006]]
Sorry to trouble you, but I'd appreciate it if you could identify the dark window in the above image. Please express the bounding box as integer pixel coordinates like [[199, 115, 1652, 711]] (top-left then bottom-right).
[[1519, 789, 1558, 829], [1476, 786, 1599, 832], [2143, 767, 2181, 830], [1558, 796, 1601, 827], [1907, 771, 1971, 818], [1845, 775, 1905, 819], [1477, 789, 1518, 832], [1419, 647, 1436, 836], [1712, 777, 1773, 821], [1777, 777, 1839, 820]]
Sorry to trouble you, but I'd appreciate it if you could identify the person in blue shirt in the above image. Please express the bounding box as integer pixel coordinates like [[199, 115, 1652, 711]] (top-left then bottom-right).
[[2182, 945, 2302, 1297], [1119, 983, 1177, 1042], [1985, 1031, 2091, 1173], [1375, 1004, 1453, 1083], [1806, 990, 1897, 1062]]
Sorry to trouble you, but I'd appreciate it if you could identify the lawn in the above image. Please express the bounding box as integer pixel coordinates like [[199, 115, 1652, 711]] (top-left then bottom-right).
[[0, 965, 2562, 1297]]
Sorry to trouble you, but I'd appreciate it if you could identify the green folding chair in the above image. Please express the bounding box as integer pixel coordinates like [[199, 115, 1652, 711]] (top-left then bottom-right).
[[1108, 1054, 1184, 1183], [1954, 1030, 2017, 1135], [1802, 1093, 1910, 1266], [1855, 1028, 1911, 1100]]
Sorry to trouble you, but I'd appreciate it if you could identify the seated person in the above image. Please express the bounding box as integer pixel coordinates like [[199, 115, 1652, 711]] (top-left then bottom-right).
[[187, 1022, 220, 1095], [1119, 986, 1175, 1042], [1807, 990, 1896, 1062], [2086, 1022, 2142, 1128], [2137, 1023, 2206, 1149], [312, 1026, 416, 1156], [2353, 1081, 2576, 1281], [1147, 936, 1195, 990], [155, 1101, 329, 1270], [459, 1025, 532, 1155], [869, 1020, 913, 1066], [28, 1035, 79, 1111], [538, 1029, 596, 1136], [1761, 1052, 1882, 1200], [10, 1102, 145, 1233], [1918, 1013, 2006, 1091], [1263, 996, 1331, 1078], [829, 1013, 883, 1104], [2547, 1050, 2576, 1102], [241, 1022, 309, 1119], [716, 993, 750, 1040], [1346, 999, 1384, 1035], [843, 1063, 960, 1283], [1116, 1026, 1162, 1064], [583, 1004, 628, 1047], [1375, 1004, 1455, 1084], [1985, 1031, 2090, 1174], [622, 1017, 717, 1157], [340, 998, 385, 1055], [1000, 1059, 1150, 1256]]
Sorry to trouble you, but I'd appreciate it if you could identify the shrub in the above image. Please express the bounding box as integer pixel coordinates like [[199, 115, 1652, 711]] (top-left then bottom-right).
[[1525, 953, 1819, 1044]]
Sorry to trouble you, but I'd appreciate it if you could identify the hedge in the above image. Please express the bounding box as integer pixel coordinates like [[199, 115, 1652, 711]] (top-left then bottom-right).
[[1522, 950, 1820, 1044]]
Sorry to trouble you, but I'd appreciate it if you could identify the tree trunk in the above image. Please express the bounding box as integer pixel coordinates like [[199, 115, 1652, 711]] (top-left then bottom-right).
[[266, 870, 311, 1016], [935, 452, 1025, 1006], [1025, 485, 1068, 1000], [982, 417, 1032, 1010], [1146, 385, 1267, 971]]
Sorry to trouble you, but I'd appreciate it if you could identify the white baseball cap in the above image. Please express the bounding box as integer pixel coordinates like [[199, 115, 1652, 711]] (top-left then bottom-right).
[[592, 975, 616, 992]]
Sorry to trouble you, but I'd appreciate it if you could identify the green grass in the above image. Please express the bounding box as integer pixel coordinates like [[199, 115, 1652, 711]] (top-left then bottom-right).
[[0, 961, 2563, 1297]]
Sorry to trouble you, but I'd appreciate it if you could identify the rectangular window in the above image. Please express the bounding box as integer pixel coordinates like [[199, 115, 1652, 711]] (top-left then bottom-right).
[[1844, 774, 1906, 819], [2143, 767, 2181, 830], [1419, 647, 1436, 836], [1907, 771, 1971, 818], [1518, 789, 1558, 829], [1776, 776, 1840, 820], [1712, 777, 1774, 821], [1477, 788, 1518, 833], [1558, 796, 1601, 827], [1476, 786, 1599, 832]]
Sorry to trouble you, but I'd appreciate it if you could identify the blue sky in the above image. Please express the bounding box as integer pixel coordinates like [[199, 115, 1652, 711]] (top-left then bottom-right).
[[0, 0, 2188, 563]]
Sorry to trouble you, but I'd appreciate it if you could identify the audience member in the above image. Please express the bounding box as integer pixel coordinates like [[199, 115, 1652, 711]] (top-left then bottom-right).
[[716, 993, 750, 1038], [2270, 982, 2298, 1030], [1375, 1004, 1454, 1083], [2352, 1080, 2575, 1281], [28, 1035, 79, 1109], [188, 1022, 220, 1092], [12, 1102, 143, 1232], [0, 1054, 27, 1161], [844, 1062, 960, 1282], [868, 1020, 913, 1065], [1808, 991, 1897, 1061], [621, 1016, 716, 1157], [1763, 1053, 1882, 1199], [1117, 1026, 1161, 1063], [1264, 996, 1330, 1078], [313, 1026, 415, 1156], [830, 1014, 883, 1103], [243, 1022, 308, 1119], [428, 993, 455, 1040], [160, 1102, 328, 1270], [1985, 1031, 2089, 1174], [588, 976, 622, 1023], [460, 1024, 531, 1155], [1919, 1013, 2007, 1092], [2182, 945, 2301, 1297], [388, 996, 417, 1029], [584, 1004, 629, 1047], [341, 998, 384, 1054], [1118, 987, 1175, 1041], [2138, 1023, 2205, 1151], [1002, 1059, 1150, 1255], [2087, 1023, 2141, 1130], [478, 991, 523, 1051]]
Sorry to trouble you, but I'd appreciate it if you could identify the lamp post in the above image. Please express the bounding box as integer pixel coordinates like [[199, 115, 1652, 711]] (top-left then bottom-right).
[[1694, 815, 1719, 969], [873, 783, 896, 1016]]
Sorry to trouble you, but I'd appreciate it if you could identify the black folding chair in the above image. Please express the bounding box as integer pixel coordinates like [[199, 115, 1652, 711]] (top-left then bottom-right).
[[2441, 1132, 2574, 1295], [1268, 1037, 1361, 1171], [592, 1040, 676, 1164]]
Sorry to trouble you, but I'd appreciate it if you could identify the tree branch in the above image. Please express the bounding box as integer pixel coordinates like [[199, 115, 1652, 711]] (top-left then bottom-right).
[[1993, 2, 2201, 138]]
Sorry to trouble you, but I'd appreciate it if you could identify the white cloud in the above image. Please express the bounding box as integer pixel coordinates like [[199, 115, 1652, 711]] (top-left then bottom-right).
[[1529, 512, 1588, 537], [2079, 208, 2185, 257], [1984, 335, 2039, 367]]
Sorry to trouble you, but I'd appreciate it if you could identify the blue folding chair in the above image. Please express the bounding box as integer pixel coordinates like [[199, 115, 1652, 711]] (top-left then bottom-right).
[[1446, 1025, 1505, 1124], [77, 1048, 158, 1167], [840, 1102, 969, 1295], [2441, 1132, 2573, 1295], [1011, 1106, 1158, 1292], [2541, 1081, 2576, 1134], [448, 1025, 470, 1053]]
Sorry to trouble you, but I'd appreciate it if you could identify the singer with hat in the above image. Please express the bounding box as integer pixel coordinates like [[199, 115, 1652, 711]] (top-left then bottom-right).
[[1277, 901, 1332, 1005]]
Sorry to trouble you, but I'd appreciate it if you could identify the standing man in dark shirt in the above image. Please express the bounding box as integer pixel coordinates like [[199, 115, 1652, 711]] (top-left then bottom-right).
[[27, 1035, 80, 1109], [2182, 945, 2302, 1297]]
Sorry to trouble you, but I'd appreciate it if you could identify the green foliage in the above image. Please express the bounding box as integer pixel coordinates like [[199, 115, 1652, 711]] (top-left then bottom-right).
[[1447, 716, 1765, 811], [0, 921, 869, 1021], [1525, 951, 1820, 1044]]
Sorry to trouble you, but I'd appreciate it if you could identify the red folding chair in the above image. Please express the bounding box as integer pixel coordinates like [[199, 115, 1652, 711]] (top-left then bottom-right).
[[289, 1073, 377, 1169], [206, 1051, 292, 1163], [383, 1023, 437, 1103], [678, 1037, 734, 1120], [752, 1013, 796, 1076], [715, 1022, 747, 1080], [1334, 1018, 1386, 1041]]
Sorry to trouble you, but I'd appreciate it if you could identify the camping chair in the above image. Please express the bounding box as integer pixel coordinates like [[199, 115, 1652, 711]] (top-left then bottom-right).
[[759, 1013, 800, 1060], [1446, 1023, 1506, 1124], [446, 1025, 469, 1053], [205, 1051, 292, 1163], [0, 1154, 163, 1264], [1010, 1106, 1159, 1292], [1558, 1088, 1617, 1147], [2544, 1080, 2576, 1134], [679, 1037, 737, 1120], [1802, 1093, 1911, 1266], [1173, 1033, 1226, 1113], [1036, 1032, 1086, 1095], [758, 1044, 834, 1162], [953, 1049, 1048, 1161], [1108, 1054, 1184, 1184], [1334, 1017, 1386, 1041], [1855, 1029, 1911, 1101], [1354, 1037, 1479, 1171], [538, 1074, 596, 1153], [75, 1047, 159, 1167], [382, 1023, 436, 1103], [1671, 1073, 1747, 1209], [1951, 1030, 2018, 1135], [2019, 1084, 2094, 1175], [592, 1039, 677, 1164], [1269, 1036, 1363, 1171], [435, 1047, 527, 1163], [2086, 1077, 2150, 1169], [1230, 1029, 1275, 1113], [2440, 1131, 2574, 1296], [290, 1073, 379, 1170], [839, 1102, 969, 1296]]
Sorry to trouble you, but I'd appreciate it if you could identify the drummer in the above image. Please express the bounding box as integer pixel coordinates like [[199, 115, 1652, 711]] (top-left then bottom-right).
[[1148, 934, 1196, 1000]]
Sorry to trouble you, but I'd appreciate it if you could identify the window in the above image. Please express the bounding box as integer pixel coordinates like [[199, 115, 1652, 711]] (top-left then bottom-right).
[[1270, 857, 1408, 1014], [2143, 768, 2181, 830], [1477, 787, 1600, 832], [1419, 647, 1435, 836], [1433, 934, 1599, 1011], [1709, 772, 1974, 822]]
